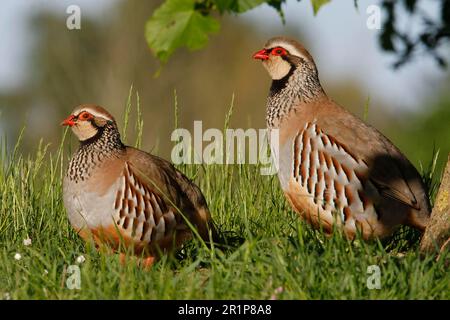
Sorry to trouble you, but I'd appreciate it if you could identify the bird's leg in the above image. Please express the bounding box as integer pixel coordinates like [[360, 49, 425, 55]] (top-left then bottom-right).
[[139, 256, 156, 271], [118, 252, 137, 266], [118, 253, 155, 270], [119, 252, 128, 266]]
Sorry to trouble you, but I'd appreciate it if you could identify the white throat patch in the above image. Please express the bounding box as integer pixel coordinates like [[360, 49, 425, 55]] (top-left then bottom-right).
[[71, 121, 98, 141], [263, 56, 292, 80]]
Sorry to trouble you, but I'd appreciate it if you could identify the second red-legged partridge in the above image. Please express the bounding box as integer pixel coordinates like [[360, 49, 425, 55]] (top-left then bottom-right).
[[62, 104, 216, 266], [253, 36, 431, 239]]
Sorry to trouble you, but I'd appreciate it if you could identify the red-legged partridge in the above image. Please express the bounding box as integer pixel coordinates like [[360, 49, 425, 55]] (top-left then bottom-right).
[[62, 104, 216, 265], [253, 36, 431, 239]]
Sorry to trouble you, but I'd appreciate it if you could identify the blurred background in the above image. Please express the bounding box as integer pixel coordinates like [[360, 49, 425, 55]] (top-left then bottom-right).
[[0, 0, 449, 174]]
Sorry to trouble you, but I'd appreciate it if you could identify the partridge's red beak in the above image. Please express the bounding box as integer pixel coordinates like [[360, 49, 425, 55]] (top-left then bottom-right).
[[253, 49, 269, 60], [61, 115, 76, 127]]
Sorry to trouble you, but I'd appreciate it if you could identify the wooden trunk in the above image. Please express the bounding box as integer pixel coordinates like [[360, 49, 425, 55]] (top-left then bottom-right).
[[420, 153, 450, 259]]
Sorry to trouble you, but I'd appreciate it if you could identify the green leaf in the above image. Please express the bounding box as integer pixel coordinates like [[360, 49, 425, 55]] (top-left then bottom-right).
[[214, 0, 266, 13], [267, 0, 288, 22], [213, 0, 231, 13], [236, 0, 267, 12], [310, 0, 330, 15], [145, 0, 220, 63]]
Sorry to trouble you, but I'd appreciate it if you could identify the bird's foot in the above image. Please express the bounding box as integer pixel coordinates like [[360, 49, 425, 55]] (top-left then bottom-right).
[[119, 253, 155, 270], [140, 256, 155, 270]]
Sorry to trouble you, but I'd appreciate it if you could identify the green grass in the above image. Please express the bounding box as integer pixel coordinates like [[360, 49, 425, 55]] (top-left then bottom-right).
[[0, 101, 448, 300]]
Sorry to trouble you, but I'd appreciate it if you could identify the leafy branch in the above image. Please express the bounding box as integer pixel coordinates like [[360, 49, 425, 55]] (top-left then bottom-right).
[[145, 0, 330, 63], [380, 0, 450, 68], [145, 0, 450, 69]]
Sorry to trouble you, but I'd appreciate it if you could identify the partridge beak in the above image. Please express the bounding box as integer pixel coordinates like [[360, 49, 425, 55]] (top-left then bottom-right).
[[253, 49, 269, 60], [61, 115, 76, 127]]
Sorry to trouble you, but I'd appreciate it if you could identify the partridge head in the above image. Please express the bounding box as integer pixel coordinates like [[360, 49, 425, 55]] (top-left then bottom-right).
[[254, 37, 431, 240], [61, 105, 116, 142], [253, 37, 318, 81], [62, 104, 216, 267]]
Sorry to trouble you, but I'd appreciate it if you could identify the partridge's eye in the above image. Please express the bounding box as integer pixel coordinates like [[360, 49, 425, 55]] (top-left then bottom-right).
[[79, 112, 91, 120], [272, 47, 286, 56]]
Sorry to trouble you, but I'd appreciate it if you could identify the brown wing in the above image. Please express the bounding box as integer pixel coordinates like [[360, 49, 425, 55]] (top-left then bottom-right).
[[285, 99, 431, 218], [114, 162, 183, 246], [314, 100, 431, 218], [125, 147, 216, 242], [278, 94, 430, 232]]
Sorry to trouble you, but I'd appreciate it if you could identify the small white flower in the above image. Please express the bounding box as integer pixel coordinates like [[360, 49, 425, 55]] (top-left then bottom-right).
[[269, 286, 284, 300], [76, 255, 85, 264], [23, 238, 32, 246], [274, 286, 284, 294], [14, 253, 22, 261], [3, 292, 11, 300], [43, 269, 49, 275]]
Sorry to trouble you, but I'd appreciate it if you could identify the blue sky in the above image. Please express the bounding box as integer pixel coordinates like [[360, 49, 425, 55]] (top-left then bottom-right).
[[0, 0, 447, 113]]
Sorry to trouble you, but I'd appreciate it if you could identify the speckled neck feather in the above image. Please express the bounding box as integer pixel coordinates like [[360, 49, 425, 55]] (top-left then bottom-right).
[[67, 122, 125, 183], [266, 61, 324, 128]]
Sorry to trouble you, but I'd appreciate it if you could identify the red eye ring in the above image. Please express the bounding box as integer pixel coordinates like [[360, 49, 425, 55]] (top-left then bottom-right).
[[79, 112, 91, 120], [271, 47, 287, 56]]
